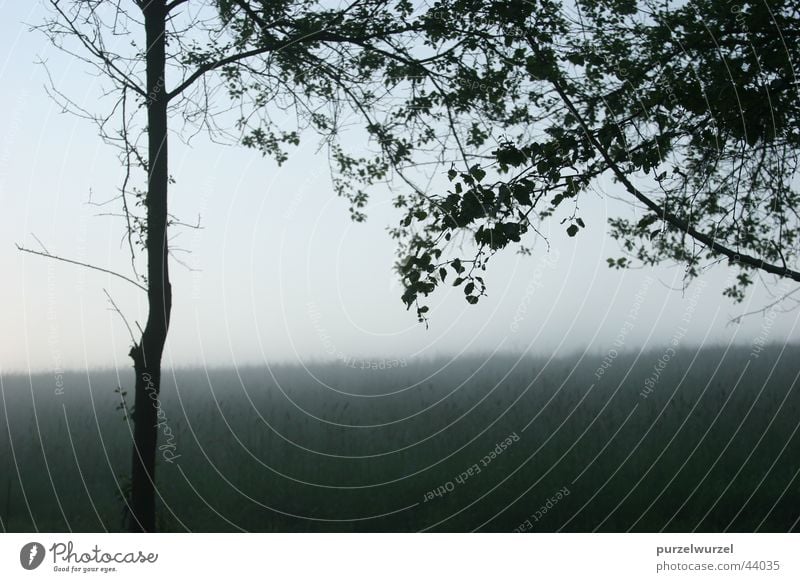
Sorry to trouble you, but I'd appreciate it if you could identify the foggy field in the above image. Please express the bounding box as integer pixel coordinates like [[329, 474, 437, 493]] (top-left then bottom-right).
[[1, 344, 798, 533]]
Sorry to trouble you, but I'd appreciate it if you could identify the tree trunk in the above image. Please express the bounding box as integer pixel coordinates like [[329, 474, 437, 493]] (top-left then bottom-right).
[[127, 0, 171, 533]]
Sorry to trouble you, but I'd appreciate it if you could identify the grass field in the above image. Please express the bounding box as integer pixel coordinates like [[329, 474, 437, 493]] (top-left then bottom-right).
[[1, 343, 798, 532]]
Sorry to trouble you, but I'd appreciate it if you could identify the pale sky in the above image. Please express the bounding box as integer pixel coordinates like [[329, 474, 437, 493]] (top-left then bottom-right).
[[1, 1, 799, 375]]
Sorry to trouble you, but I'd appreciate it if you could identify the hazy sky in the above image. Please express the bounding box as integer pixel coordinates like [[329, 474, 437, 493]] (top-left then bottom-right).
[[1, 1, 799, 374]]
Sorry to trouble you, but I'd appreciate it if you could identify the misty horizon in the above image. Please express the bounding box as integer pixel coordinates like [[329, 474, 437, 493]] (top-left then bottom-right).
[[0, 0, 798, 541]]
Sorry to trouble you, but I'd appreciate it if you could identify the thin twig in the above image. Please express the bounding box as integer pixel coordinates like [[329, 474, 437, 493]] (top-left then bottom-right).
[[730, 285, 800, 325], [103, 288, 137, 344], [16, 244, 147, 292], [31, 233, 50, 254]]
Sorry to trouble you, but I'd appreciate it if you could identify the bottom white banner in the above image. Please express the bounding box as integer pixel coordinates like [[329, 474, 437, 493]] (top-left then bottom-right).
[[1, 533, 796, 581]]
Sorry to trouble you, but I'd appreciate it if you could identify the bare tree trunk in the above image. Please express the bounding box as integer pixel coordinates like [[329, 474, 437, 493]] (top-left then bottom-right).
[[128, 0, 170, 533]]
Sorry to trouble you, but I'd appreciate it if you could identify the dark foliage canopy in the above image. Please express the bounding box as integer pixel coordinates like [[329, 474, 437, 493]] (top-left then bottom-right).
[[390, 0, 799, 320]]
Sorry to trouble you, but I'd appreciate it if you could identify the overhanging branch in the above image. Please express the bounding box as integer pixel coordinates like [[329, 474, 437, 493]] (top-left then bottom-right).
[[546, 72, 800, 284], [167, 0, 420, 102]]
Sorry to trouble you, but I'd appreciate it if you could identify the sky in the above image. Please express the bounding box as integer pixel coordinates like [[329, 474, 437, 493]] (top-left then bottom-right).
[[1, 1, 799, 375]]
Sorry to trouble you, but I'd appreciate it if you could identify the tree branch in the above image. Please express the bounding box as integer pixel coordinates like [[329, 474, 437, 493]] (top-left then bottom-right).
[[168, 44, 280, 101], [729, 284, 800, 324], [543, 66, 800, 284], [46, 0, 146, 98], [165, 0, 189, 13], [167, 0, 414, 101], [103, 288, 137, 344], [16, 243, 148, 292]]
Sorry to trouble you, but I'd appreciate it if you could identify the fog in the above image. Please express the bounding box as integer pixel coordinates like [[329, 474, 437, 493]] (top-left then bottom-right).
[[3, 345, 798, 531], [1, 0, 798, 539]]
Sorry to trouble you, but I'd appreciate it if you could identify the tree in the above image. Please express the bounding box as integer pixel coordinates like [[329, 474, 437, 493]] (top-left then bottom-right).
[[398, 0, 800, 314], [29, 0, 798, 532], [30, 0, 532, 531]]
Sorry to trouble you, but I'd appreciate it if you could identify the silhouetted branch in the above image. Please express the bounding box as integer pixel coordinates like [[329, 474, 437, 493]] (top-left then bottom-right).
[[16, 243, 147, 292], [167, 0, 387, 101], [165, 0, 189, 13], [103, 288, 137, 344], [43, 0, 146, 97], [729, 285, 800, 324], [167, 213, 202, 229], [31, 233, 51, 255], [542, 64, 800, 284]]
